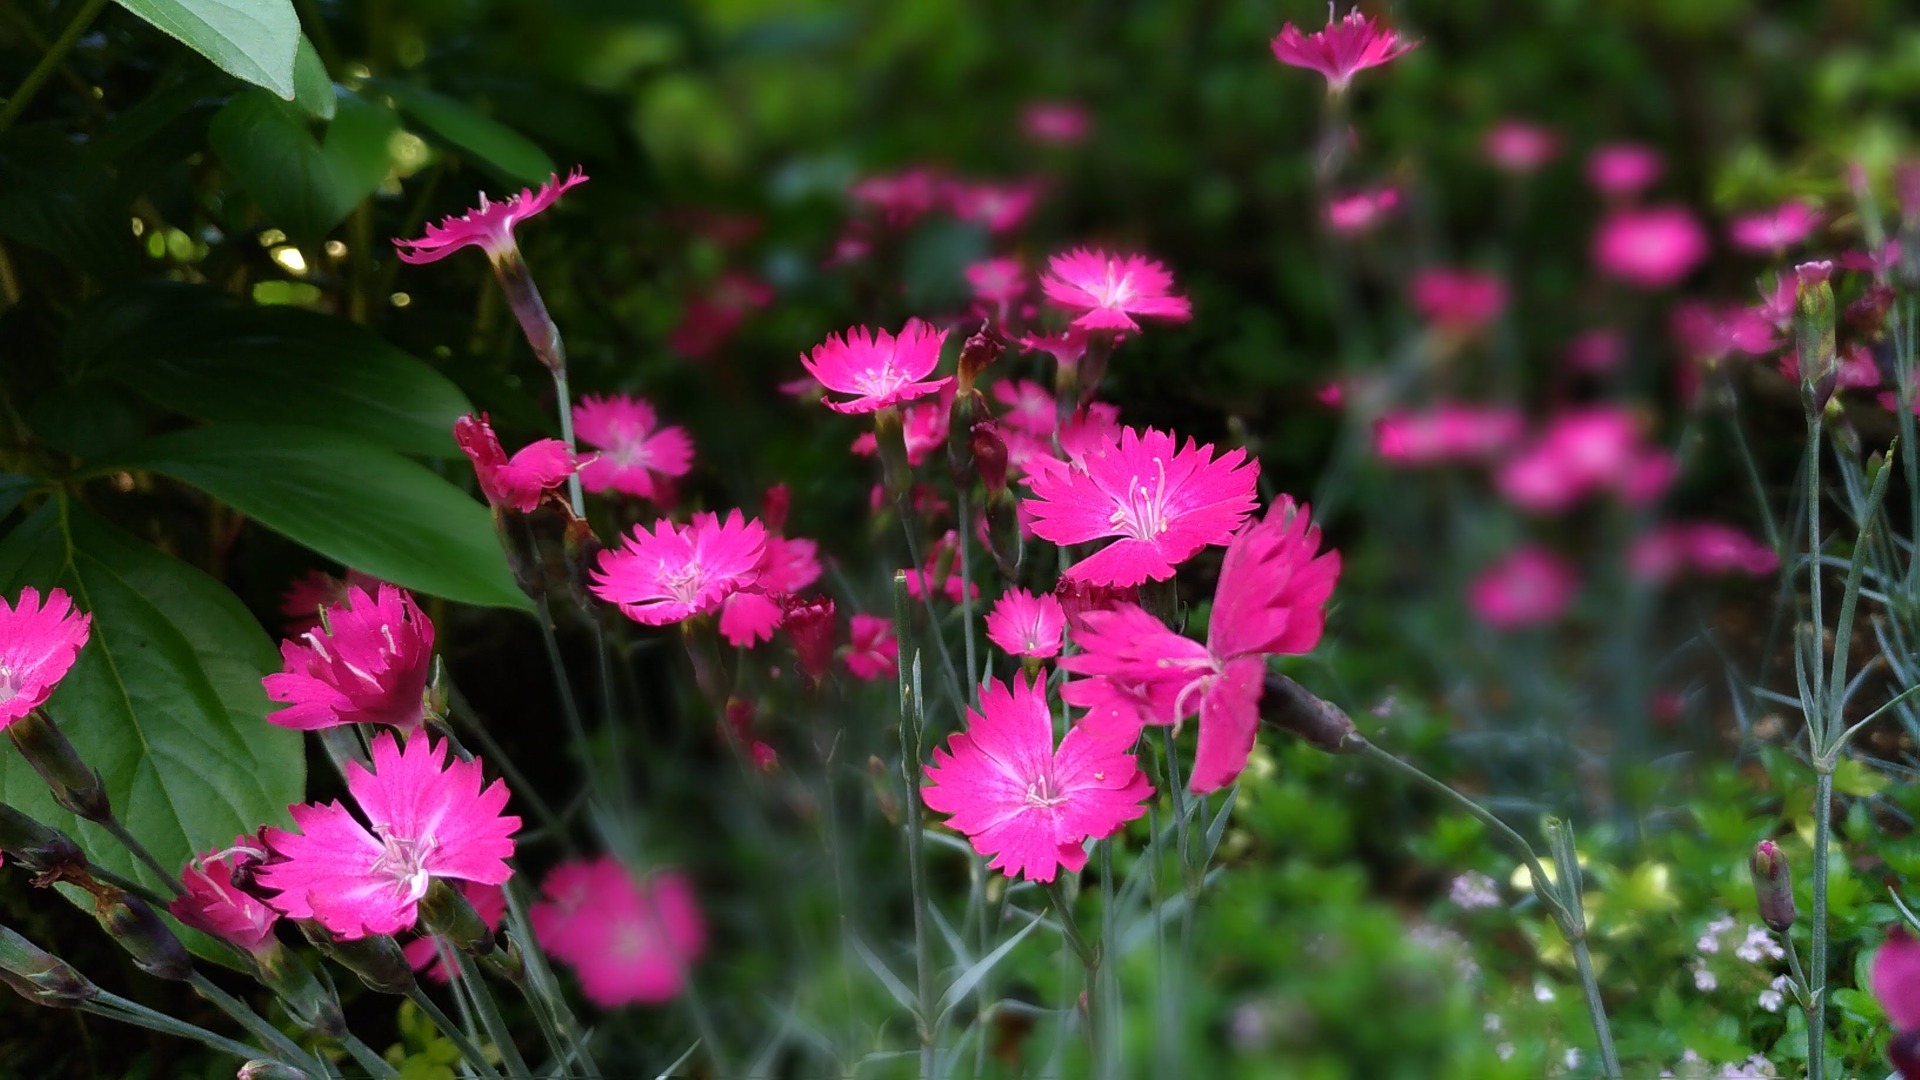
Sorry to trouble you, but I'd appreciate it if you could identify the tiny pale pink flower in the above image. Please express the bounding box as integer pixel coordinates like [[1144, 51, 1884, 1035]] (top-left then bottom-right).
[[573, 394, 695, 502], [1593, 206, 1709, 289], [454, 413, 578, 514], [850, 167, 945, 227], [171, 836, 277, 955], [949, 182, 1042, 234], [1410, 269, 1506, 332], [1630, 523, 1778, 583], [403, 881, 507, 983], [1269, 9, 1419, 94], [986, 589, 1067, 659], [802, 320, 953, 415], [531, 857, 706, 1007], [1021, 101, 1091, 145], [394, 169, 588, 265], [1730, 200, 1822, 254], [1040, 249, 1192, 333], [1024, 426, 1259, 587], [1468, 547, 1578, 629], [1586, 143, 1663, 199], [591, 511, 767, 627], [263, 584, 434, 733], [257, 732, 518, 939], [1483, 121, 1561, 174], [0, 587, 91, 730], [1374, 404, 1524, 465], [923, 674, 1152, 882], [1326, 186, 1400, 235], [843, 615, 898, 680]]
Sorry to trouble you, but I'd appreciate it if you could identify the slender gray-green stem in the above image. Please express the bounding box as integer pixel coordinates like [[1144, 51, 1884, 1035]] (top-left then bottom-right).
[[187, 971, 330, 1078], [1043, 879, 1103, 1072], [1096, 840, 1118, 1080], [1780, 930, 1813, 1010], [407, 983, 505, 1080], [446, 686, 573, 853], [550, 366, 587, 518], [339, 1031, 399, 1078], [1547, 819, 1620, 1079], [891, 574, 937, 1075], [1568, 937, 1617, 1076], [98, 816, 185, 897], [0, 0, 108, 134], [502, 880, 600, 1077], [89, 990, 265, 1061], [452, 950, 531, 1078], [1808, 767, 1834, 1080]]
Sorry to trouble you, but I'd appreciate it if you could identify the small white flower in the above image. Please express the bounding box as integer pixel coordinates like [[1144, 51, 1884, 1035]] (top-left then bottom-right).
[[1564, 1047, 1582, 1070], [1691, 961, 1718, 992], [1757, 987, 1784, 1013], [1534, 982, 1556, 1003], [1449, 871, 1501, 910], [1483, 1012, 1503, 1033], [1496, 1042, 1515, 1061]]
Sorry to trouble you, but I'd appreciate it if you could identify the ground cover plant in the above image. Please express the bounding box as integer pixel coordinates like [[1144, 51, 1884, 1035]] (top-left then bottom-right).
[[5, 1, 1920, 1077]]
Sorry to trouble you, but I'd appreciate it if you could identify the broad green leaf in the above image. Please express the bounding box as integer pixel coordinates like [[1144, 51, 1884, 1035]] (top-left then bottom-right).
[[370, 80, 555, 186], [291, 35, 336, 121], [0, 474, 37, 521], [209, 88, 398, 242], [115, 0, 300, 99], [112, 424, 530, 611], [0, 498, 303, 897], [0, 130, 140, 277]]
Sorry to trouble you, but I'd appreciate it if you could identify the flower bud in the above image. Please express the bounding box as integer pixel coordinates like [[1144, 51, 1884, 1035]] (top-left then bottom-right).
[[7, 711, 110, 823], [418, 879, 495, 959], [93, 887, 192, 981], [237, 1061, 315, 1080], [0, 801, 86, 881], [481, 932, 525, 985], [1749, 839, 1797, 932], [0, 923, 97, 1007], [781, 595, 838, 685], [297, 921, 415, 995], [1793, 261, 1838, 409], [955, 326, 1003, 393], [984, 490, 1024, 580], [946, 387, 986, 489], [1261, 674, 1365, 754], [254, 946, 345, 1038], [972, 420, 1009, 498]]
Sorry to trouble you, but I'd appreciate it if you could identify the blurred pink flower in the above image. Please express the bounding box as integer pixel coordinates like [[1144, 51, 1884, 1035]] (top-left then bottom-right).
[[1729, 200, 1822, 254], [1326, 186, 1400, 235], [949, 182, 1042, 233], [1021, 101, 1092, 145], [667, 272, 771, 359], [1468, 547, 1578, 629], [1586, 143, 1663, 199], [852, 391, 952, 465], [1024, 426, 1259, 587], [985, 588, 1067, 659], [1374, 404, 1524, 465], [280, 569, 386, 635], [1314, 381, 1345, 407], [803, 320, 953, 415], [394, 169, 587, 265], [1593, 206, 1709, 289], [966, 258, 1027, 315], [591, 511, 767, 627], [1495, 408, 1667, 513], [1410, 268, 1507, 332], [1019, 326, 1091, 371], [403, 881, 506, 983], [922, 674, 1152, 882], [454, 412, 578, 514], [1483, 121, 1561, 174], [1780, 341, 1881, 391], [1041, 249, 1192, 332], [257, 732, 518, 939], [843, 614, 898, 680], [719, 501, 822, 648], [992, 379, 1059, 438], [1564, 329, 1625, 374], [171, 837, 277, 955], [850, 167, 945, 227], [1269, 9, 1419, 94], [0, 587, 90, 730], [573, 394, 695, 502], [531, 858, 706, 1007], [264, 584, 433, 733], [781, 595, 838, 683], [1876, 928, 1920, 1079], [1630, 523, 1778, 583], [902, 531, 979, 605], [1670, 303, 1782, 368]]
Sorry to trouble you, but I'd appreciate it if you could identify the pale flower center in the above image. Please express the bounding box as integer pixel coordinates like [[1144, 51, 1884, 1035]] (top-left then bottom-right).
[[1092, 266, 1137, 310], [1108, 459, 1172, 540], [0, 663, 18, 704], [1025, 774, 1068, 809], [851, 355, 903, 398], [661, 560, 706, 606], [369, 828, 436, 903]]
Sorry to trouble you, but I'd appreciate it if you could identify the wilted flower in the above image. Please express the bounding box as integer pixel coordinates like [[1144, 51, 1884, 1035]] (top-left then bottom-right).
[[1593, 206, 1709, 288], [263, 584, 434, 733], [454, 413, 578, 514], [1040, 249, 1192, 332], [1269, 9, 1419, 95], [591, 512, 767, 627], [0, 588, 91, 730], [530, 858, 706, 1007], [170, 837, 277, 955], [394, 169, 588, 266], [985, 588, 1067, 659], [1467, 547, 1578, 629], [803, 320, 953, 415]]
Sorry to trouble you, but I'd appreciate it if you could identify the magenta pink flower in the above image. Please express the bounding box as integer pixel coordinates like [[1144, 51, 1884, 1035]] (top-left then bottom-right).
[[403, 881, 507, 983], [257, 732, 518, 939], [1021, 101, 1091, 145], [844, 614, 898, 680], [264, 584, 434, 733], [171, 836, 277, 955], [1730, 200, 1822, 254], [902, 531, 979, 605], [1586, 143, 1663, 199], [1780, 341, 1881, 391], [1374, 404, 1524, 466], [1269, 9, 1419, 94], [850, 167, 945, 227], [851, 391, 951, 465], [718, 528, 822, 648], [530, 858, 705, 1007], [573, 394, 695, 502], [1630, 523, 1779, 584], [922, 674, 1151, 882], [1468, 547, 1578, 630], [986, 589, 1067, 659], [279, 569, 386, 635], [0, 587, 91, 730], [967, 258, 1027, 320], [1023, 426, 1259, 587], [992, 379, 1060, 438], [1326, 186, 1400, 235], [453, 413, 577, 514], [802, 320, 953, 415], [666, 272, 771, 359], [949, 182, 1042, 234], [590, 511, 767, 627], [1040, 249, 1192, 333], [1874, 928, 1920, 1077], [1483, 120, 1561, 174], [1564, 329, 1625, 374], [1593, 206, 1709, 289], [1410, 268, 1507, 332], [1019, 326, 1092, 372], [1496, 408, 1668, 514], [394, 169, 588, 265]]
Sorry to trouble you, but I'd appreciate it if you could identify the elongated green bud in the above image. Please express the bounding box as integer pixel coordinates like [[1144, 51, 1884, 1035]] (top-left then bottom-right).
[[0, 801, 86, 879], [1261, 674, 1366, 753], [1749, 839, 1797, 932], [93, 887, 192, 981], [297, 921, 414, 995], [1793, 261, 1837, 411], [8, 711, 109, 822], [984, 489, 1023, 580], [253, 943, 345, 1038], [0, 923, 97, 1007], [874, 406, 913, 505], [237, 1061, 315, 1080], [418, 879, 495, 958]]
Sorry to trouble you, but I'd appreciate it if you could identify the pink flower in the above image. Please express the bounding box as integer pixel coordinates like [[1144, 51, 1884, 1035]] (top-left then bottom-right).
[[851, 390, 951, 465], [992, 379, 1060, 438], [1468, 547, 1578, 629], [279, 569, 386, 635], [802, 320, 953, 415], [0, 587, 91, 730], [1483, 121, 1561, 174], [453, 413, 577, 514], [1593, 206, 1709, 289], [530, 857, 705, 1007], [590, 511, 767, 627], [1410, 269, 1507, 332], [1630, 523, 1779, 583], [1873, 928, 1920, 1077], [1326, 186, 1400, 235], [170, 837, 277, 955], [573, 394, 695, 502], [1023, 426, 1259, 587], [667, 272, 772, 359], [263, 584, 434, 733], [1730, 200, 1822, 254], [403, 881, 507, 983], [1495, 408, 1663, 514], [986, 589, 1067, 659], [718, 514, 822, 648], [966, 258, 1027, 318], [1564, 329, 1624, 374], [1021, 101, 1091, 145], [1586, 143, 1663, 199], [844, 615, 898, 680], [902, 531, 979, 605], [257, 732, 518, 939], [1019, 326, 1091, 371], [394, 169, 588, 265], [1040, 249, 1192, 333], [850, 167, 945, 227], [922, 674, 1152, 882], [1374, 404, 1524, 465], [949, 182, 1042, 234], [1780, 341, 1881, 391], [1269, 9, 1419, 94]]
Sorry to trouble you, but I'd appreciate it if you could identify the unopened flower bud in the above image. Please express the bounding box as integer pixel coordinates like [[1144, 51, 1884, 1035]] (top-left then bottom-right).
[[1793, 261, 1837, 409], [254, 946, 344, 1037], [956, 326, 1003, 392], [0, 801, 86, 880], [297, 922, 415, 995], [873, 407, 913, 505], [984, 489, 1024, 580], [1749, 839, 1797, 932], [93, 887, 192, 981], [947, 387, 986, 489], [782, 595, 838, 685], [972, 420, 1009, 497], [1261, 674, 1365, 754], [418, 879, 495, 959], [7, 711, 110, 823], [481, 932, 525, 985], [237, 1061, 315, 1080], [0, 923, 97, 1007]]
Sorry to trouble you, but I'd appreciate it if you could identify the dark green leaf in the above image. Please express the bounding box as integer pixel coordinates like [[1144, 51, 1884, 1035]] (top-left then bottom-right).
[[291, 36, 336, 121], [115, 0, 300, 99], [209, 88, 397, 242], [0, 131, 140, 277], [0, 474, 37, 522], [111, 424, 531, 611], [369, 80, 555, 186]]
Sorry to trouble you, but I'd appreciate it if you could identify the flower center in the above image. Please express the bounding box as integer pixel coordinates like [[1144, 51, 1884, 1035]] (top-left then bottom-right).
[[369, 828, 436, 903], [662, 560, 706, 606], [1094, 266, 1136, 309], [1025, 773, 1068, 809], [0, 663, 17, 704], [851, 357, 903, 399], [1107, 458, 1172, 540]]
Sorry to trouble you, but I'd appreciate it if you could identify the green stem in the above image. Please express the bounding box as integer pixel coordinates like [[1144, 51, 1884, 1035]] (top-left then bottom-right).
[[550, 366, 586, 518], [452, 950, 531, 1079], [1808, 766, 1834, 1080], [407, 983, 505, 1080], [99, 815, 186, 897], [1568, 936, 1619, 1079], [0, 0, 109, 134], [1781, 930, 1813, 1010], [891, 574, 937, 1075], [339, 1031, 399, 1078], [187, 971, 329, 1078], [1807, 412, 1827, 730], [89, 990, 265, 1060], [502, 880, 599, 1077]]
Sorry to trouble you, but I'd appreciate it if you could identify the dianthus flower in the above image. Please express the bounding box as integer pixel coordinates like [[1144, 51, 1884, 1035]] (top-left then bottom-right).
[[1023, 426, 1259, 587], [949, 182, 1042, 234], [1629, 523, 1779, 583], [1040, 249, 1192, 332], [1875, 928, 1920, 1078], [573, 394, 694, 502], [263, 584, 434, 733], [403, 881, 506, 983], [1019, 326, 1092, 371], [1374, 404, 1524, 465], [1409, 269, 1507, 332], [1021, 101, 1091, 145], [453, 413, 577, 514], [256, 732, 518, 939], [843, 614, 898, 680], [966, 258, 1027, 322], [1482, 120, 1561, 174], [802, 320, 953, 414], [1467, 547, 1578, 629], [718, 505, 822, 648], [902, 531, 979, 605], [992, 379, 1059, 438], [279, 569, 386, 635], [849, 167, 945, 228], [1060, 498, 1340, 792], [171, 836, 277, 955], [986, 589, 1067, 659], [1495, 407, 1670, 513], [1586, 143, 1663, 200], [922, 674, 1152, 882], [1730, 200, 1822, 255], [1780, 341, 1881, 392], [530, 857, 706, 1007], [1593, 206, 1709, 289], [666, 272, 771, 359], [394, 169, 588, 266], [1564, 329, 1624, 374], [590, 511, 767, 626], [0, 587, 92, 730], [1269, 9, 1419, 95], [851, 391, 951, 465], [1326, 186, 1400, 235]]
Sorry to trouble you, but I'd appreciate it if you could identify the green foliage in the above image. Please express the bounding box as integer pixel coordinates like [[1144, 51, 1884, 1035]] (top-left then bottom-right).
[[115, 0, 301, 98], [209, 88, 399, 243]]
